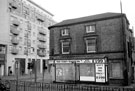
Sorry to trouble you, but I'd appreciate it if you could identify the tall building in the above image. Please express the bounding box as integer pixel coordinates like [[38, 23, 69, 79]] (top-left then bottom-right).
[[49, 13, 134, 85], [0, 0, 55, 76]]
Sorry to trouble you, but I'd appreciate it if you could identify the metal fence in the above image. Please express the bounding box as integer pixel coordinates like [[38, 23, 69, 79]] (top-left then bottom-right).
[[1, 80, 135, 91]]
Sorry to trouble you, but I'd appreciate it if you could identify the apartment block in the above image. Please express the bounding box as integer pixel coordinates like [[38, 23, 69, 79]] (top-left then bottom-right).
[[0, 0, 55, 76], [49, 13, 134, 85]]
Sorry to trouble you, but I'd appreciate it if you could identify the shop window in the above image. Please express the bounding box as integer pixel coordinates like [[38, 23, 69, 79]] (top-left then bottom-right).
[[80, 64, 95, 81], [86, 38, 96, 53], [61, 28, 69, 36], [110, 62, 123, 78], [85, 25, 95, 33], [61, 41, 70, 54], [56, 64, 75, 82]]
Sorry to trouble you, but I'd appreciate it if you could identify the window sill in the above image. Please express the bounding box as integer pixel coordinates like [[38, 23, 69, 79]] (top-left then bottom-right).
[[83, 33, 97, 38], [87, 51, 96, 53], [109, 77, 124, 80]]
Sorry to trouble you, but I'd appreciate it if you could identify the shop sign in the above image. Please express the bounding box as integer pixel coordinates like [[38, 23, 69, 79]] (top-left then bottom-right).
[[95, 64, 105, 82], [53, 59, 106, 64], [55, 60, 72, 63]]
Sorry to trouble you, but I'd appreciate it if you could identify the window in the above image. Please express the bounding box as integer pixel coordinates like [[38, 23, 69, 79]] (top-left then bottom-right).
[[86, 38, 96, 53], [61, 28, 69, 36], [62, 41, 70, 54], [86, 25, 95, 33], [19, 46, 22, 52], [24, 47, 28, 55], [19, 37, 22, 42], [110, 62, 123, 78], [33, 40, 36, 44], [80, 64, 95, 81], [23, 6, 29, 19], [0, 46, 6, 54]]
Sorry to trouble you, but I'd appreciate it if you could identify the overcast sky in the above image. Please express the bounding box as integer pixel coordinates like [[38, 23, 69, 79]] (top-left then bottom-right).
[[33, 0, 135, 31]]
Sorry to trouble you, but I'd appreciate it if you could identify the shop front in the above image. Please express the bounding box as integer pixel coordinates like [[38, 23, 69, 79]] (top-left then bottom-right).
[[49, 58, 108, 83]]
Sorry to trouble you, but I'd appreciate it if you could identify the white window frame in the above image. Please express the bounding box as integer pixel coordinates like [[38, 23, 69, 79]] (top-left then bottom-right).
[[61, 28, 69, 36], [86, 25, 95, 33], [62, 41, 70, 54], [86, 38, 96, 53]]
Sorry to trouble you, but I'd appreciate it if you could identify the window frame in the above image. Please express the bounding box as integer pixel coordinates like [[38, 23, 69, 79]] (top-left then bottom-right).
[[85, 38, 96, 53], [61, 41, 70, 54], [85, 25, 96, 33], [61, 28, 69, 36]]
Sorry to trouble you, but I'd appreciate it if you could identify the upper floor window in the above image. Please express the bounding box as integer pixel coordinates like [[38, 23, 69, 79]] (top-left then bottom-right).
[[62, 41, 70, 54], [86, 38, 96, 53], [61, 28, 69, 36], [23, 6, 29, 19], [86, 25, 95, 33]]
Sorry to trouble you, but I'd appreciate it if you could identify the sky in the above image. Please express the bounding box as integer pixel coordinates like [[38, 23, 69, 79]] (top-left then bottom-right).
[[33, 0, 135, 31]]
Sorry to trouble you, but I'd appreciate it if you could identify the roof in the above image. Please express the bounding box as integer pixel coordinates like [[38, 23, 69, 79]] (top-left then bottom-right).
[[49, 12, 129, 29], [27, 0, 54, 16]]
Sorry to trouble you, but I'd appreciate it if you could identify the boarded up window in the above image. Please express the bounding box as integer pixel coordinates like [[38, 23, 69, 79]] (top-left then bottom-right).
[[110, 62, 123, 78]]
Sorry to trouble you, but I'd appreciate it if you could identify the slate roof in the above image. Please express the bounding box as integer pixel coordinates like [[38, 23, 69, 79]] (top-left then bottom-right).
[[49, 12, 129, 29]]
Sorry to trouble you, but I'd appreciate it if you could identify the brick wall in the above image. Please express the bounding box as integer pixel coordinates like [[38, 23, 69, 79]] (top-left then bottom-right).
[[50, 17, 124, 57]]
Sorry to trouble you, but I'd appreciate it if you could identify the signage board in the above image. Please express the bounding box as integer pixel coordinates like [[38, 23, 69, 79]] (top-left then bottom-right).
[[53, 59, 106, 64], [95, 64, 105, 82]]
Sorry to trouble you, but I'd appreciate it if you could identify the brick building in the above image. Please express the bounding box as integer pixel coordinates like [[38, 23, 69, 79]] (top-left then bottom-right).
[[0, 0, 55, 76], [48, 12, 134, 85]]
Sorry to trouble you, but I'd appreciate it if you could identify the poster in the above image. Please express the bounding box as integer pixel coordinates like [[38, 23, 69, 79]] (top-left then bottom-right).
[[95, 64, 105, 82]]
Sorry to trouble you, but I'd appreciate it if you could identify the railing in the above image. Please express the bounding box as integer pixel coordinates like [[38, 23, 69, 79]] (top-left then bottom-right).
[[1, 80, 134, 91]]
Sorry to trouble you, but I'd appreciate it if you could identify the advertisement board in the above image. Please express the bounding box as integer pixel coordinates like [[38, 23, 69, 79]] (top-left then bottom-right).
[[95, 64, 105, 82]]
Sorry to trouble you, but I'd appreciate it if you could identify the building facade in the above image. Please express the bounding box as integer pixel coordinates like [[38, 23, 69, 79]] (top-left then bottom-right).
[[0, 0, 55, 76], [49, 13, 134, 85]]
